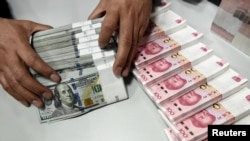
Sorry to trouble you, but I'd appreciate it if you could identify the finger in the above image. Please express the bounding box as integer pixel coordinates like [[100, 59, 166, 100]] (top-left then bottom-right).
[[88, 2, 106, 20], [7, 55, 53, 99], [139, 18, 150, 39], [14, 86, 44, 108], [17, 65, 54, 100], [11, 20, 60, 82], [11, 79, 44, 108], [0, 72, 30, 107], [17, 42, 61, 83], [98, 13, 119, 48], [25, 22, 61, 82], [113, 13, 133, 76], [20, 20, 53, 34], [31, 22, 52, 32], [121, 17, 140, 77], [121, 11, 151, 77], [1, 67, 44, 108]]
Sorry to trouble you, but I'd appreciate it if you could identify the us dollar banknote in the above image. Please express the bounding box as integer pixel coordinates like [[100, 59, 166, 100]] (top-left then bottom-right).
[[37, 67, 107, 123], [30, 18, 127, 124]]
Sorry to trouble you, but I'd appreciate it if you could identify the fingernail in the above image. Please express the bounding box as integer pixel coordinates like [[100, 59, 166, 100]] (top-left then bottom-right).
[[32, 100, 42, 108], [50, 73, 60, 82], [122, 69, 129, 77], [114, 67, 123, 77], [99, 42, 107, 48], [43, 92, 52, 99], [19, 101, 29, 107]]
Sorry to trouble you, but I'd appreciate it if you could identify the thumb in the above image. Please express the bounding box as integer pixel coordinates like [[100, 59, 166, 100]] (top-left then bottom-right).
[[26, 21, 53, 35]]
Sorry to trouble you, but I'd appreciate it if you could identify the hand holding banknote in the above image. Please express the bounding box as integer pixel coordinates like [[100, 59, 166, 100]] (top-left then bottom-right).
[[88, 0, 153, 77], [0, 18, 61, 108]]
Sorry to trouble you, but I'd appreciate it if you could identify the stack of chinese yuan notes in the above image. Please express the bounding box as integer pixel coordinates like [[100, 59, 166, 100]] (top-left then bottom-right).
[[132, 1, 250, 141]]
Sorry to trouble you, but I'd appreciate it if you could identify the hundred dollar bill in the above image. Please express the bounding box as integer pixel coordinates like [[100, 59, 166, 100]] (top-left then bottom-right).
[[133, 42, 213, 86], [37, 67, 107, 123], [159, 68, 248, 124], [30, 50, 116, 81], [40, 49, 93, 63], [159, 87, 250, 141], [135, 35, 180, 69], [49, 56, 95, 73], [150, 0, 171, 18], [33, 26, 82, 43], [145, 55, 230, 104], [34, 34, 100, 53], [138, 20, 166, 46], [32, 46, 116, 76], [37, 40, 100, 58], [164, 127, 208, 141], [165, 111, 250, 141], [138, 0, 172, 45], [135, 25, 203, 69], [32, 27, 101, 47], [151, 10, 187, 35], [31, 57, 94, 79], [164, 128, 180, 141], [168, 25, 203, 49], [166, 114, 250, 141], [33, 18, 103, 38], [37, 37, 116, 63], [95, 59, 128, 104], [31, 44, 116, 76], [91, 50, 116, 67], [36, 36, 116, 58], [30, 54, 93, 77], [46, 52, 115, 75], [40, 45, 111, 63], [29, 17, 128, 123], [33, 0, 171, 45], [46, 50, 115, 72], [34, 36, 116, 61], [37, 58, 127, 123]]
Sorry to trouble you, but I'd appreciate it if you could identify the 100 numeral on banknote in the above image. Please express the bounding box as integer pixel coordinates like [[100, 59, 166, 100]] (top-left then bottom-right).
[[38, 71, 107, 123]]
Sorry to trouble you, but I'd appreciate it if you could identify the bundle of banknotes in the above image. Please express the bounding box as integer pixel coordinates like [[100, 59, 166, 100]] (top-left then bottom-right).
[[31, 18, 129, 123], [131, 2, 250, 141], [30, 0, 171, 124]]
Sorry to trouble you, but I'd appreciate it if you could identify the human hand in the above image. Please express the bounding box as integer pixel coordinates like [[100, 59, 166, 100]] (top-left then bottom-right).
[[88, 0, 152, 77], [0, 18, 61, 108]]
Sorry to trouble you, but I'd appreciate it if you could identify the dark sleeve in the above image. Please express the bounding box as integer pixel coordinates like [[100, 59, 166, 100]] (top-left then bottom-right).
[[151, 0, 164, 13], [208, 0, 222, 6], [0, 0, 13, 19]]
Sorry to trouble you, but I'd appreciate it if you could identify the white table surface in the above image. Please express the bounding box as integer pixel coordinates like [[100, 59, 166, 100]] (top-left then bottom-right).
[[1, 0, 250, 141]]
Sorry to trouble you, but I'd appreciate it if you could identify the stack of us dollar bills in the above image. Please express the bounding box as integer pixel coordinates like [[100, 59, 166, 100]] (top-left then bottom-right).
[[31, 18, 128, 123]]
